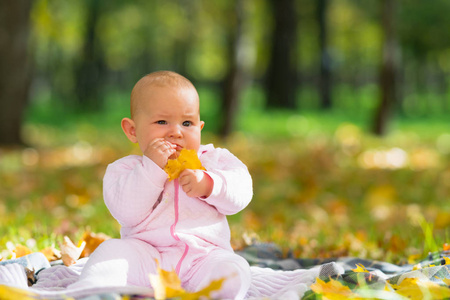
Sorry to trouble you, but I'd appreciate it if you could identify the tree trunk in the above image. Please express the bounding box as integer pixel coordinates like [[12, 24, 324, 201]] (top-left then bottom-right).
[[75, 0, 105, 111], [219, 0, 246, 137], [0, 0, 33, 146], [373, 0, 398, 136], [265, 0, 298, 109], [317, 0, 332, 110]]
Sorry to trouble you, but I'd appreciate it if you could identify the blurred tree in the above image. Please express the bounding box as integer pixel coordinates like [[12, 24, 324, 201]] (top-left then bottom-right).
[[398, 0, 450, 115], [173, 0, 195, 77], [75, 0, 106, 111], [219, 0, 246, 137], [265, 0, 298, 109], [317, 0, 332, 110], [0, 0, 33, 146], [31, 1, 87, 109], [372, 0, 399, 135]]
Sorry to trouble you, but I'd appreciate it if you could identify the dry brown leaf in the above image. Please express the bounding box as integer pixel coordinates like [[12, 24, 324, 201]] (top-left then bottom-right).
[[79, 230, 110, 258], [60, 236, 86, 266], [25, 268, 36, 287]]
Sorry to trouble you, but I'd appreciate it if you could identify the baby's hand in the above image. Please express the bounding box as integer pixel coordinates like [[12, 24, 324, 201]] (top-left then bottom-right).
[[179, 169, 213, 198], [144, 138, 177, 169]]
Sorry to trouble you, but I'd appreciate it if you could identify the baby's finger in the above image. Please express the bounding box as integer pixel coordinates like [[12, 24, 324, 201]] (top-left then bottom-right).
[[178, 174, 190, 186], [164, 141, 177, 149], [146, 139, 164, 152], [149, 138, 165, 146], [154, 141, 175, 155], [181, 184, 192, 195]]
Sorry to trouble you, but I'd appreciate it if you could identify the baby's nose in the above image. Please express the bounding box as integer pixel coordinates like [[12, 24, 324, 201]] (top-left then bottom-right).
[[168, 124, 182, 137]]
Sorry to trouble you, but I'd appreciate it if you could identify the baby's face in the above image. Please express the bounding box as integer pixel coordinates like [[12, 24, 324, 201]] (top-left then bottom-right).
[[133, 84, 204, 157]]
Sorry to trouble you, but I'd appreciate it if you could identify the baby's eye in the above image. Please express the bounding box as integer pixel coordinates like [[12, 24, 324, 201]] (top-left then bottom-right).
[[156, 120, 167, 125], [182, 121, 192, 127]]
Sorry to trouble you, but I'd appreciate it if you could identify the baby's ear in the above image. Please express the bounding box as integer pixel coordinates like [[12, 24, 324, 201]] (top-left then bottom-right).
[[121, 118, 138, 143]]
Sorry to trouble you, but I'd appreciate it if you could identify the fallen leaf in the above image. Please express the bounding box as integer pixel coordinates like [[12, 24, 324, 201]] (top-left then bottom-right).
[[149, 259, 224, 300], [60, 236, 86, 266], [0, 285, 39, 300], [79, 230, 110, 258], [444, 243, 450, 251], [392, 277, 450, 300], [408, 253, 422, 264], [351, 263, 369, 273], [12, 244, 32, 258], [183, 278, 225, 300], [149, 260, 185, 300], [310, 277, 359, 299], [40, 246, 61, 261], [443, 257, 450, 265], [164, 149, 205, 181], [25, 268, 36, 287]]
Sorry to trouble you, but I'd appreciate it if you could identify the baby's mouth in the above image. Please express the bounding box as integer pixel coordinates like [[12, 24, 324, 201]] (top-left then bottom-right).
[[167, 142, 183, 159], [169, 142, 183, 151]]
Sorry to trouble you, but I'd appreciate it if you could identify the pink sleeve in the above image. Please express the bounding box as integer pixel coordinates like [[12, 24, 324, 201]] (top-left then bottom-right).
[[103, 155, 168, 227], [199, 146, 253, 215]]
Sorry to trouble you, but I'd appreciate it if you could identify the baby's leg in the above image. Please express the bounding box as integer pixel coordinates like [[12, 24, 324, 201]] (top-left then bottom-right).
[[185, 249, 251, 300], [69, 238, 161, 288]]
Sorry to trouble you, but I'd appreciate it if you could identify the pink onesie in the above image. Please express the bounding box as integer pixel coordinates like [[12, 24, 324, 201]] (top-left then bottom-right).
[[72, 144, 253, 299]]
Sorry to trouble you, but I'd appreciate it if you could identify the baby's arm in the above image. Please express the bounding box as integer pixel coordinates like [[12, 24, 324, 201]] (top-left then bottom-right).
[[194, 147, 253, 215], [103, 155, 167, 228]]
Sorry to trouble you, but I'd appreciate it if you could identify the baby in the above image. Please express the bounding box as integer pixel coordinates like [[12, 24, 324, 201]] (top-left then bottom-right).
[[72, 71, 253, 299]]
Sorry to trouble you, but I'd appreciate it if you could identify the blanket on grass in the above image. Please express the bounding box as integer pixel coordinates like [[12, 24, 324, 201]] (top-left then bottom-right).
[[1, 243, 449, 299]]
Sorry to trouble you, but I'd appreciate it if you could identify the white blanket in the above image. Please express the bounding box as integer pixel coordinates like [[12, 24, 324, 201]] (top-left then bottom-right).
[[0, 257, 344, 299]]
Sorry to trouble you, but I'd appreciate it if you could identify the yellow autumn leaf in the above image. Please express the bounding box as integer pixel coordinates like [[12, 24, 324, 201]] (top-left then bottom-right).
[[79, 230, 110, 258], [39, 245, 61, 261], [12, 244, 32, 258], [443, 257, 450, 265], [352, 263, 369, 273], [0, 285, 39, 300], [149, 265, 185, 300], [182, 278, 225, 300], [392, 277, 450, 300], [408, 253, 422, 264], [164, 149, 205, 181], [310, 277, 359, 300], [149, 260, 224, 300]]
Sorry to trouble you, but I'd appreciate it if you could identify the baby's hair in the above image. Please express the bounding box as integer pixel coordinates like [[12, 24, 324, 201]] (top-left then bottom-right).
[[130, 71, 197, 119]]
